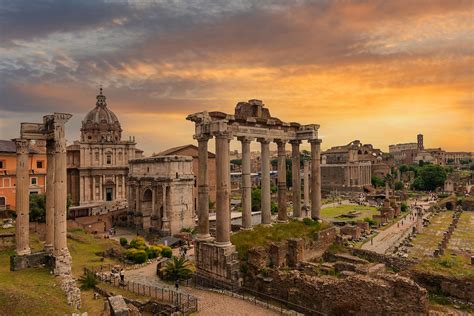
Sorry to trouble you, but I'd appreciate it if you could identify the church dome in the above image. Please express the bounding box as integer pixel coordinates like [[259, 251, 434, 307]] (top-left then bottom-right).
[[81, 88, 122, 143]]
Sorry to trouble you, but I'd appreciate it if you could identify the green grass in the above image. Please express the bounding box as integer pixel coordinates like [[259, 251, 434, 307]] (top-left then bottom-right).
[[321, 205, 378, 222], [0, 236, 73, 315], [0, 229, 124, 315], [230, 220, 331, 260], [413, 255, 474, 278]]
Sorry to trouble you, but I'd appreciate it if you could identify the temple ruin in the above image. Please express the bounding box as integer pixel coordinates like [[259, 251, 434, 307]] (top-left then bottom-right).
[[11, 113, 73, 275], [187, 99, 322, 286]]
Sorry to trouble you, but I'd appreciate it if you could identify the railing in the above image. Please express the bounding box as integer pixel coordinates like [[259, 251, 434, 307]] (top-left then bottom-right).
[[186, 275, 326, 315], [84, 265, 198, 314]]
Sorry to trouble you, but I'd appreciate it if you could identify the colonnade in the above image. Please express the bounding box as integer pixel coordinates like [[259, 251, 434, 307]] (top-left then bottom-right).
[[195, 134, 322, 245], [14, 113, 72, 275]]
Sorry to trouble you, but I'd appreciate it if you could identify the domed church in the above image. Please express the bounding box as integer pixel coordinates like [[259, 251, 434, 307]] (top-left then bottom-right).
[[67, 88, 143, 208]]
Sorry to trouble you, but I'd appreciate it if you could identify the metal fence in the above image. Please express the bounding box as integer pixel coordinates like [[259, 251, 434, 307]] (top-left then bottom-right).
[[84, 265, 198, 314]]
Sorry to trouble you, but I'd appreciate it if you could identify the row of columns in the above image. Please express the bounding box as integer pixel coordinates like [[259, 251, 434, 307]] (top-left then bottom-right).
[[344, 164, 371, 186], [195, 134, 322, 246], [15, 136, 69, 260]]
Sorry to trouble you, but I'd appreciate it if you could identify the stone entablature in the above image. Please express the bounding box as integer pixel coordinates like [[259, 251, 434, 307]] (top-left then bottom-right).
[[127, 156, 195, 235]]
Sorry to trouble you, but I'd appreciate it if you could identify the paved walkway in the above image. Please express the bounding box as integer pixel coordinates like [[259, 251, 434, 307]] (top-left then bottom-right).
[[124, 262, 278, 316], [361, 201, 433, 254]]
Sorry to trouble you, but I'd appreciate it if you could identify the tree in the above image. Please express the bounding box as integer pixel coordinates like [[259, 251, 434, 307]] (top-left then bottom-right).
[[416, 164, 447, 191], [399, 165, 409, 173], [394, 181, 404, 191], [251, 188, 261, 212], [230, 159, 242, 166], [30, 193, 46, 222], [161, 256, 195, 282], [412, 177, 425, 191], [371, 176, 385, 188]]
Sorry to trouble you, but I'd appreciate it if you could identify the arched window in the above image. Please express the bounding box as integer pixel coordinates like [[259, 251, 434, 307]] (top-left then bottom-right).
[[143, 189, 152, 202]]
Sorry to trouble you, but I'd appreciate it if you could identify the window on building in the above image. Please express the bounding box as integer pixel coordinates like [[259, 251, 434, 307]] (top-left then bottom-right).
[[106, 155, 112, 165], [31, 177, 37, 185], [0, 197, 5, 207], [36, 160, 44, 169], [0, 160, 5, 169], [95, 152, 100, 161]]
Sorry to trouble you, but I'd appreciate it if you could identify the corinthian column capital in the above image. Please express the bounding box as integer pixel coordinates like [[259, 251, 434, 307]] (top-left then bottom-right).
[[13, 138, 30, 154]]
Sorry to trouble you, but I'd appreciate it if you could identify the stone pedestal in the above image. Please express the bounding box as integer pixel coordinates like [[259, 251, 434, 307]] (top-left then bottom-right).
[[53, 249, 73, 276], [194, 239, 240, 289]]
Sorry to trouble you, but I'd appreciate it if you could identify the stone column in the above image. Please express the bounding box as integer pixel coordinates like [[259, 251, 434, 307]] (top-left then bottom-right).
[[259, 138, 272, 225], [276, 140, 287, 222], [14, 138, 31, 256], [53, 114, 72, 275], [303, 160, 310, 216], [151, 186, 156, 216], [215, 132, 231, 246], [291, 140, 302, 219], [239, 136, 252, 229], [310, 139, 322, 220], [45, 139, 55, 253], [196, 135, 211, 240], [161, 184, 170, 232]]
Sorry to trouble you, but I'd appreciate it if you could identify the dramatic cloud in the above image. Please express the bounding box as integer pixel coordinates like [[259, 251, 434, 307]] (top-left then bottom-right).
[[0, 0, 472, 154]]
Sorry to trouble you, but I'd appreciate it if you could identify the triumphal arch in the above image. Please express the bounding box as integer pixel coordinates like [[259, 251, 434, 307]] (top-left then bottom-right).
[[11, 113, 73, 275], [187, 99, 322, 286]]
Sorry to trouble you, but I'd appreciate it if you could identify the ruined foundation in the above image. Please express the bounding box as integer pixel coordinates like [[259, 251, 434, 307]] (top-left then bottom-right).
[[194, 239, 240, 289]]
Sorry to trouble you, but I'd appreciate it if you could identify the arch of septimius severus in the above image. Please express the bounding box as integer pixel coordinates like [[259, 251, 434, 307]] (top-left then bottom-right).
[[187, 99, 322, 286], [11, 113, 73, 275]]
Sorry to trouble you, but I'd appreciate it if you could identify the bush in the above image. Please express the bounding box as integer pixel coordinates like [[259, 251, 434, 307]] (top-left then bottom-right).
[[133, 250, 148, 264], [394, 181, 403, 191], [119, 237, 128, 247], [363, 217, 376, 226], [129, 237, 147, 250], [401, 203, 408, 212], [146, 245, 162, 259], [161, 246, 173, 258]]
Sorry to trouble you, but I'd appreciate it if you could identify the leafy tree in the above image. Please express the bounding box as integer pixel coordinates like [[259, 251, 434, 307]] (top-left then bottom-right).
[[271, 201, 278, 214], [251, 188, 261, 212], [30, 193, 46, 222], [399, 165, 409, 173], [78, 270, 99, 290], [230, 159, 242, 166], [129, 237, 147, 250], [414, 164, 447, 191], [161, 256, 195, 282], [394, 181, 404, 191], [371, 176, 385, 188], [401, 203, 408, 212]]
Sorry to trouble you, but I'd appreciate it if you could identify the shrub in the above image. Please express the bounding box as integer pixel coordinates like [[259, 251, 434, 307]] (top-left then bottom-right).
[[363, 217, 376, 226], [146, 245, 162, 259], [133, 250, 148, 264], [161, 256, 195, 281], [161, 246, 173, 258], [125, 248, 138, 260], [129, 237, 147, 250], [400, 203, 408, 212], [119, 237, 128, 247], [78, 270, 98, 290]]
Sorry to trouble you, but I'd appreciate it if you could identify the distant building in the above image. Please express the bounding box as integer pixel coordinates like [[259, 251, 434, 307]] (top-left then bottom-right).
[[67, 89, 143, 208], [321, 140, 388, 191], [155, 144, 216, 211], [0, 140, 47, 211]]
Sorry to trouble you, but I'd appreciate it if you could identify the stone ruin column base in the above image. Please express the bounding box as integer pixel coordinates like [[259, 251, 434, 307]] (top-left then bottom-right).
[[194, 239, 240, 290], [53, 249, 72, 276]]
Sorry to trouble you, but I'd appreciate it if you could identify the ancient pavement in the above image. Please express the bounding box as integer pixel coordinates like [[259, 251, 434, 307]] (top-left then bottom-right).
[[361, 201, 433, 254]]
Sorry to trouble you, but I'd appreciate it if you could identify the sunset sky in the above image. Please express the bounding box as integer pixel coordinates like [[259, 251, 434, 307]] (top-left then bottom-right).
[[0, 0, 473, 155]]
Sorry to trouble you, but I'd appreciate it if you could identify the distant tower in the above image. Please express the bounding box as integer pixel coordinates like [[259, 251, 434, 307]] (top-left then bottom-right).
[[417, 134, 424, 151]]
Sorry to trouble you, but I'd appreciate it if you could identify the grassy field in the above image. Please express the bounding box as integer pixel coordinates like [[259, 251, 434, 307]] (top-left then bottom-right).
[[447, 212, 474, 256], [408, 211, 454, 259], [230, 220, 331, 260], [0, 228, 124, 315], [320, 205, 378, 222]]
